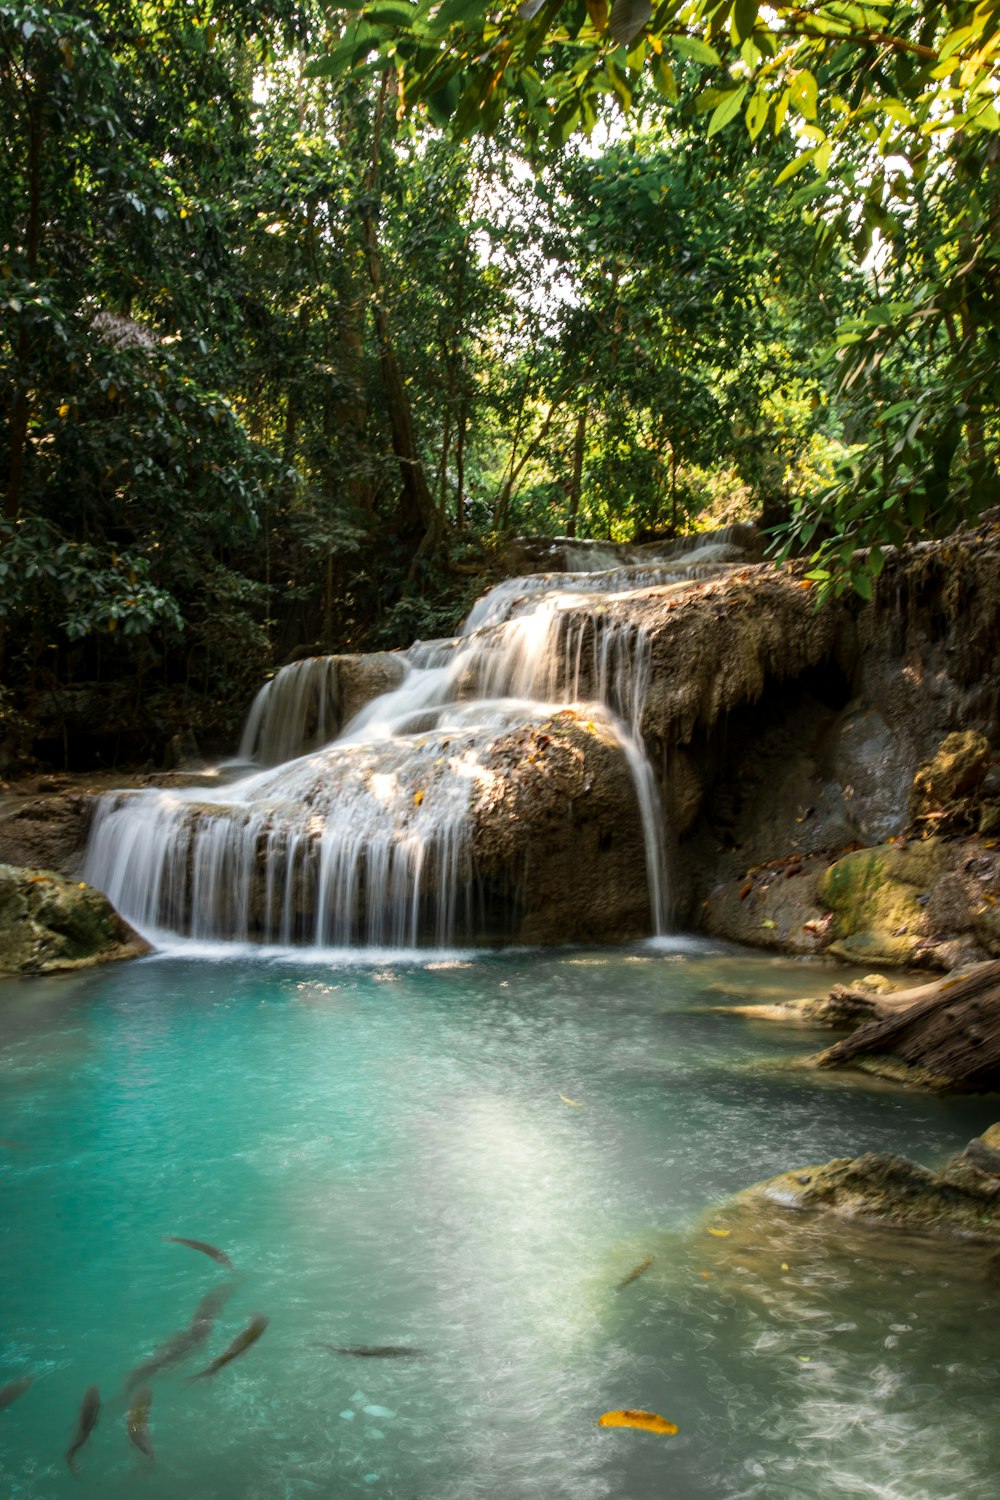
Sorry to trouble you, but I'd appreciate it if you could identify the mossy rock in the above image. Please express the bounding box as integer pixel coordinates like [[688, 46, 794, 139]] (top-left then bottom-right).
[[817, 841, 945, 966], [742, 1142, 1000, 1242], [0, 864, 148, 976]]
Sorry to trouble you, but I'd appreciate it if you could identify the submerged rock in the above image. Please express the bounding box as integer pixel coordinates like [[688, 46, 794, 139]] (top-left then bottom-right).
[[740, 1133, 1000, 1243], [0, 864, 148, 975]]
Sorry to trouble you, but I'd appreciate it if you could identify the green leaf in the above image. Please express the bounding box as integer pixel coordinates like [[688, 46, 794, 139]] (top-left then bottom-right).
[[851, 567, 873, 601], [653, 57, 678, 101], [774, 147, 815, 185], [745, 87, 768, 140], [669, 34, 720, 66], [363, 0, 418, 24], [790, 68, 818, 121], [732, 0, 758, 43], [708, 84, 747, 137], [608, 0, 651, 48]]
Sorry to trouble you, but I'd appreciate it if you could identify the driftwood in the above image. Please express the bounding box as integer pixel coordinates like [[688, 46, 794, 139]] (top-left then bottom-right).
[[814, 960, 1000, 1091]]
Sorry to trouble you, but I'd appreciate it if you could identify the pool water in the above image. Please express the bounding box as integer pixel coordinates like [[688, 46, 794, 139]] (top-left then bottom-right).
[[1, 941, 997, 1499]]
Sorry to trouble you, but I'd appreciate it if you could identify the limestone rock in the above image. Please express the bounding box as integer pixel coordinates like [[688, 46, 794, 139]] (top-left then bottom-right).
[[817, 840, 946, 967], [0, 793, 95, 879], [911, 730, 992, 827], [746, 1145, 1000, 1241], [702, 856, 832, 955], [470, 710, 652, 942], [0, 864, 148, 975]]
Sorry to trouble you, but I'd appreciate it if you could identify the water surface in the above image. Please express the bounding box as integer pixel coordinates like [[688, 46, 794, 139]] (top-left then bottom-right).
[[1, 943, 996, 1499]]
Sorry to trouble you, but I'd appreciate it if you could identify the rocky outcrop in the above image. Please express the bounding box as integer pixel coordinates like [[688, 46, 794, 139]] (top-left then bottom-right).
[[0, 864, 148, 975], [0, 792, 95, 879], [737, 1126, 1000, 1242], [469, 711, 651, 943]]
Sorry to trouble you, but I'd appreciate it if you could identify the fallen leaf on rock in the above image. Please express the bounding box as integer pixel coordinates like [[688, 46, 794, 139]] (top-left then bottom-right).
[[597, 1410, 678, 1435], [413, 790, 424, 806]]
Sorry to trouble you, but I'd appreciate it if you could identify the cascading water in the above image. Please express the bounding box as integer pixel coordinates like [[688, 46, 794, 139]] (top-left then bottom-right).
[[85, 538, 744, 949]]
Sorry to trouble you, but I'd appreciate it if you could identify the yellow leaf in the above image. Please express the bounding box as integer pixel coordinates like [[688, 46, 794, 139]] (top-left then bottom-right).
[[598, 1409, 678, 1436], [559, 1094, 582, 1107], [707, 1227, 730, 1238], [413, 789, 424, 805], [58, 403, 70, 417], [697, 1270, 712, 1279], [781, 1262, 789, 1271]]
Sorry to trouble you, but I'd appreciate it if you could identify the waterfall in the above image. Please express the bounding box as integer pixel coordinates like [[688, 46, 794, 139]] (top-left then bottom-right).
[[238, 656, 341, 766], [85, 536, 748, 949]]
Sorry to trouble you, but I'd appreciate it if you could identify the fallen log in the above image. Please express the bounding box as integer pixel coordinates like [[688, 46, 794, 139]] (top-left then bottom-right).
[[812, 959, 1000, 1091]]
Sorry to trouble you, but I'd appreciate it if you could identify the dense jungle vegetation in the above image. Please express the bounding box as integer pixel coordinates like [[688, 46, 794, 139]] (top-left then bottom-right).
[[1, 2, 998, 765]]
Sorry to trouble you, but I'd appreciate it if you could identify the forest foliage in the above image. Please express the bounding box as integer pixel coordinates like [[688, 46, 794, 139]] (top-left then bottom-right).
[[1, 1, 998, 764]]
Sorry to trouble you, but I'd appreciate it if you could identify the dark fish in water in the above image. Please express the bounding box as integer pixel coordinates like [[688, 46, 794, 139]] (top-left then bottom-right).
[[126, 1385, 154, 1461], [66, 1385, 100, 1472], [0, 1376, 32, 1410], [616, 1253, 654, 1292], [125, 1283, 235, 1391], [163, 1236, 234, 1269], [189, 1314, 269, 1380], [313, 1343, 427, 1359]]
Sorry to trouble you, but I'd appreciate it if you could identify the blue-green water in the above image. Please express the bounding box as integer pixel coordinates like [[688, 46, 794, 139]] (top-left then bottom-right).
[[1, 941, 998, 1499]]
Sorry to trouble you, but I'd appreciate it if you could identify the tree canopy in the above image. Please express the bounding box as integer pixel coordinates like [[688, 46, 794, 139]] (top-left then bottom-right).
[[1, 1, 998, 765]]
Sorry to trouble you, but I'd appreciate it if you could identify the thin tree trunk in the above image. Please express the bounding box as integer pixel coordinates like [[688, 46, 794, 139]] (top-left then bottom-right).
[[360, 71, 439, 550], [565, 405, 587, 538], [7, 81, 45, 520]]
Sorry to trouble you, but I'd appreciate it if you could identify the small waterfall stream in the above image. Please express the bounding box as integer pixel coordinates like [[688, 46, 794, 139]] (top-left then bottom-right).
[[86, 539, 744, 949]]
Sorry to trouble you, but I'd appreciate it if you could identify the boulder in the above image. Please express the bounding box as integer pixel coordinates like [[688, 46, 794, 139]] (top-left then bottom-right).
[[739, 1134, 1000, 1242], [910, 730, 992, 830], [817, 839, 946, 966], [470, 710, 652, 943], [0, 864, 148, 975], [702, 855, 832, 955]]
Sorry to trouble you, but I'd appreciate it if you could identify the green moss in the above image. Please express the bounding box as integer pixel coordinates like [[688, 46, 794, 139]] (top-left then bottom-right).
[[0, 864, 146, 976], [817, 841, 945, 965]]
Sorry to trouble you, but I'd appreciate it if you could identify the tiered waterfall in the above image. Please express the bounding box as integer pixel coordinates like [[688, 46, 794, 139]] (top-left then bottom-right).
[[85, 534, 748, 948]]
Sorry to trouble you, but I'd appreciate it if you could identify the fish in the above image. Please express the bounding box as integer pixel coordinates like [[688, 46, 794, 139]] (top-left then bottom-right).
[[66, 1385, 100, 1472], [124, 1283, 235, 1391], [163, 1236, 234, 1268], [188, 1314, 269, 1380], [126, 1385, 154, 1461], [616, 1253, 654, 1291], [312, 1343, 427, 1359], [0, 1376, 32, 1411]]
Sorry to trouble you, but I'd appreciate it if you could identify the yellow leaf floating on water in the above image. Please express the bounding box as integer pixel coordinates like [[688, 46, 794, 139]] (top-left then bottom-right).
[[707, 1227, 731, 1238], [559, 1094, 583, 1108], [598, 1410, 678, 1436]]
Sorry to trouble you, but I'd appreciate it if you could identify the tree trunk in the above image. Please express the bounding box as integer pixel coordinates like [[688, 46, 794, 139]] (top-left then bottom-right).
[[565, 405, 587, 538], [359, 72, 439, 551]]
